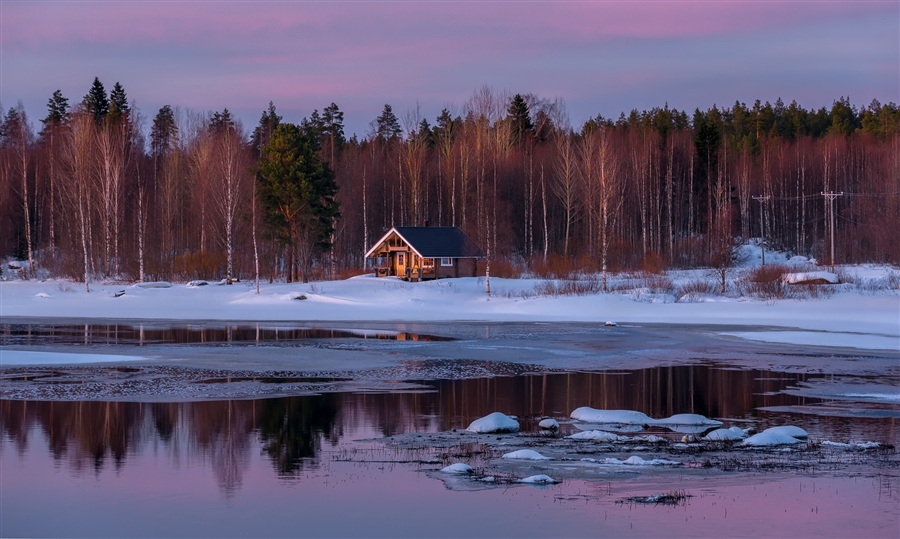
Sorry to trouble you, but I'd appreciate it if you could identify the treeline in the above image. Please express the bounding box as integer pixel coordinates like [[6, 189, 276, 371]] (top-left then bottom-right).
[[1, 80, 898, 285]]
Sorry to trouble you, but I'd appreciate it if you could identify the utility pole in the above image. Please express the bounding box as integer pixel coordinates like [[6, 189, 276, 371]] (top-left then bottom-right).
[[822, 192, 843, 271], [752, 195, 770, 265]]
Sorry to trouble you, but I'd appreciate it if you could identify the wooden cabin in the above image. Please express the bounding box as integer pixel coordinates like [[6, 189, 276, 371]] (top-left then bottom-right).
[[365, 226, 484, 281]]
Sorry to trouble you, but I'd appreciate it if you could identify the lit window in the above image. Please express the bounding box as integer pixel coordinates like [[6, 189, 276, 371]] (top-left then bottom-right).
[[423, 258, 434, 267], [398, 253, 405, 265], [441, 258, 453, 266]]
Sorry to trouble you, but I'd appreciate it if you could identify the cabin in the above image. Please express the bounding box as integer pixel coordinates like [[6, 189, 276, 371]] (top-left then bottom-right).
[[365, 226, 483, 281]]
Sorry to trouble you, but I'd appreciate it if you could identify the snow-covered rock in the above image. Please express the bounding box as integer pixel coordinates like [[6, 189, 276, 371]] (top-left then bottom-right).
[[466, 412, 520, 433], [34, 292, 50, 298], [568, 430, 624, 442], [570, 407, 652, 425], [538, 418, 559, 430], [519, 475, 558, 484], [605, 321, 617, 327], [650, 413, 723, 428], [703, 426, 747, 441], [743, 426, 808, 446], [502, 449, 550, 460], [440, 463, 474, 474]]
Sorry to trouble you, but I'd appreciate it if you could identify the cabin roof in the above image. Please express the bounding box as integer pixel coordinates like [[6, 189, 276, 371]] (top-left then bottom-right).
[[365, 226, 484, 259]]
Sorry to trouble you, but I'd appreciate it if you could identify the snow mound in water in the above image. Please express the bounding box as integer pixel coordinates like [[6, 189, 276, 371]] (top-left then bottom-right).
[[502, 449, 550, 460], [538, 418, 559, 430], [650, 413, 723, 427], [466, 412, 520, 433], [568, 430, 624, 442], [34, 292, 50, 298], [743, 426, 808, 446], [440, 463, 474, 474], [703, 426, 747, 441], [519, 475, 558, 484], [764, 425, 808, 439], [570, 408, 652, 425]]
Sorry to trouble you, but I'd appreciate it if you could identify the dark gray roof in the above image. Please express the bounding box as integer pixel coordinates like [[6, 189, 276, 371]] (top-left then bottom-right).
[[393, 226, 483, 258]]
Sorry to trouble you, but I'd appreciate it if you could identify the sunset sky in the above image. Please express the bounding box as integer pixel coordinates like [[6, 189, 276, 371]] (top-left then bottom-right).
[[2, 1, 898, 136]]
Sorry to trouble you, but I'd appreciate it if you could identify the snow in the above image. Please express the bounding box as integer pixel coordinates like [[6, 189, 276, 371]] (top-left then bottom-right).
[[466, 412, 520, 433], [570, 408, 721, 430], [743, 426, 808, 446], [568, 430, 625, 442], [1, 258, 897, 353], [538, 418, 559, 430], [783, 271, 839, 284], [650, 414, 723, 428], [703, 427, 747, 441], [440, 463, 474, 474], [821, 441, 881, 449], [501, 450, 551, 460], [518, 475, 558, 484], [570, 408, 653, 425]]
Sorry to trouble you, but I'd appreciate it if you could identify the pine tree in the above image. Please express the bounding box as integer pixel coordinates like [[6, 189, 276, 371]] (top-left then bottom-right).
[[83, 77, 109, 124], [374, 104, 401, 142], [257, 123, 340, 282]]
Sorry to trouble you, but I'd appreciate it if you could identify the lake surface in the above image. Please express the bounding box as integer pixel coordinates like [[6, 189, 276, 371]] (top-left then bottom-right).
[[1, 322, 898, 537]]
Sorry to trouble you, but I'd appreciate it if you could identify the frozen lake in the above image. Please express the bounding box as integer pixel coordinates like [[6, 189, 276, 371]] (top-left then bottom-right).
[[1, 321, 898, 537]]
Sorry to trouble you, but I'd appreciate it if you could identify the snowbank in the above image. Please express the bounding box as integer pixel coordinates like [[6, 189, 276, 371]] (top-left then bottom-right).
[[518, 475, 558, 484], [703, 427, 747, 441], [783, 272, 839, 285], [570, 408, 652, 425], [538, 418, 559, 430]]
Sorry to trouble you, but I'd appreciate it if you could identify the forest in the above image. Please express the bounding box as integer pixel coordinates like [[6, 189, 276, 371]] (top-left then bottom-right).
[[1, 79, 898, 285]]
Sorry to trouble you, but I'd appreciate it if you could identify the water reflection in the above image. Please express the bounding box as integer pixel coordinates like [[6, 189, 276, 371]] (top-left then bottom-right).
[[2, 366, 897, 497], [0, 323, 452, 346]]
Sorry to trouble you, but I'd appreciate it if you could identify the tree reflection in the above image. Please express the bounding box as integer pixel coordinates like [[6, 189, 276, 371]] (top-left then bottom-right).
[[3, 365, 888, 495], [256, 395, 339, 476]]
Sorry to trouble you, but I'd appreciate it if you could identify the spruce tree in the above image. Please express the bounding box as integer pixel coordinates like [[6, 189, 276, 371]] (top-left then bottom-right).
[[507, 94, 533, 145], [108, 82, 130, 124], [83, 77, 109, 124], [251, 102, 282, 156], [42, 90, 70, 126]]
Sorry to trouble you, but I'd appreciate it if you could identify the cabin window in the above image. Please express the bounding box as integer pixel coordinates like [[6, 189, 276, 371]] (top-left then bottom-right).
[[423, 258, 434, 268], [441, 258, 453, 266], [398, 253, 405, 265]]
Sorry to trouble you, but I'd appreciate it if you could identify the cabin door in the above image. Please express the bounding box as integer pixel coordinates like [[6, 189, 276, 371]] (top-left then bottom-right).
[[395, 252, 406, 277]]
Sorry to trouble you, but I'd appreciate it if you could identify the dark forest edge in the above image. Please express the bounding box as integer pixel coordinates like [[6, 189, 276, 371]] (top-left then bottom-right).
[[1, 79, 898, 286]]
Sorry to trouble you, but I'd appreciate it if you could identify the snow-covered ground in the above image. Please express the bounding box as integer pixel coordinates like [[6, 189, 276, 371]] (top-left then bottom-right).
[[1, 245, 897, 354], [2, 276, 897, 348]]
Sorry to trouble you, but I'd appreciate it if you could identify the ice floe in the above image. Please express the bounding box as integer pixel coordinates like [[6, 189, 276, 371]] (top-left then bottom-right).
[[570, 408, 653, 425], [821, 441, 881, 449], [502, 449, 551, 460], [466, 412, 520, 433], [603, 456, 680, 466]]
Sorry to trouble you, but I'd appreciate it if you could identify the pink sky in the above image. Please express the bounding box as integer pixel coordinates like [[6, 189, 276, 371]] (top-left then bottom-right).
[[2, 1, 897, 136]]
